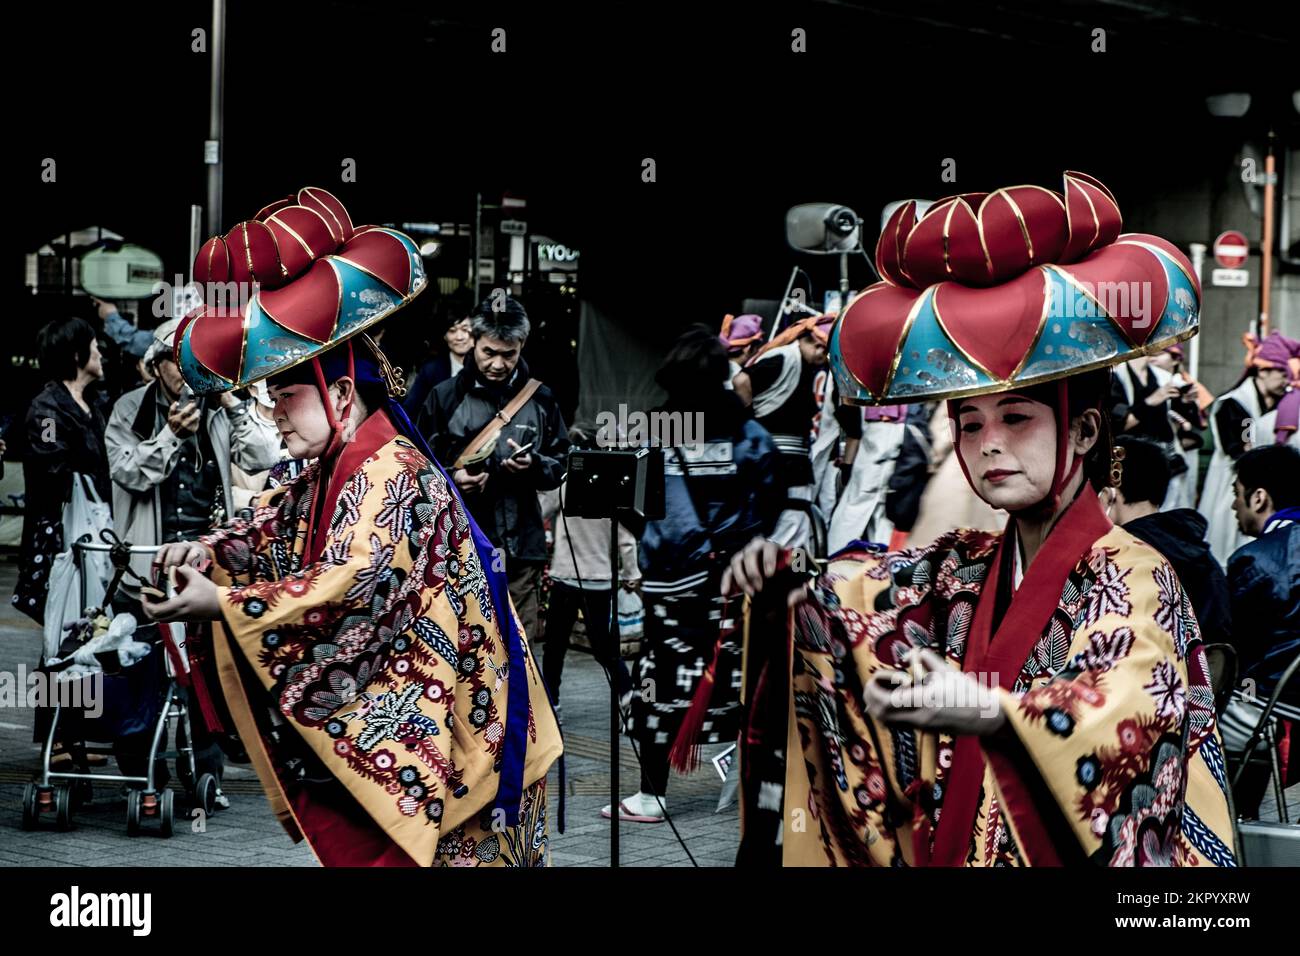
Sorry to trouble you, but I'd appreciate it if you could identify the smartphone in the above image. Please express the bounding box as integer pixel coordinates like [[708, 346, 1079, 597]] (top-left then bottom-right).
[[509, 441, 534, 459]]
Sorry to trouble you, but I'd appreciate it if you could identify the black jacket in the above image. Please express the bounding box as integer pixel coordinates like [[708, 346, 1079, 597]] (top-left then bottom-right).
[[402, 353, 455, 421], [1124, 509, 1232, 647], [416, 358, 569, 563], [13, 382, 111, 623], [1228, 520, 1300, 705]]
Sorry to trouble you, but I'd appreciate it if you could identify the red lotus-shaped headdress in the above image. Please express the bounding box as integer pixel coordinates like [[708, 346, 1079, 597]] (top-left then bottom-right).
[[177, 187, 426, 394], [193, 186, 356, 289], [830, 171, 1201, 405], [876, 171, 1121, 288]]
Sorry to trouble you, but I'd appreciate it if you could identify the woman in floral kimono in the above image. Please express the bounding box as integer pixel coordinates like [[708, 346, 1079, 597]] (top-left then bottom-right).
[[141, 187, 561, 866], [717, 172, 1236, 867]]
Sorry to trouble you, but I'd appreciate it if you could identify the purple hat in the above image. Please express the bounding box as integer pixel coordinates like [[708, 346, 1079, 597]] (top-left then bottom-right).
[[720, 313, 764, 350], [1254, 331, 1300, 370]]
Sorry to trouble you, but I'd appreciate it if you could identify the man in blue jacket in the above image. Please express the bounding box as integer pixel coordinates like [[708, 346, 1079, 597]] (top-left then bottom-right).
[[1225, 444, 1300, 816], [1228, 444, 1300, 706]]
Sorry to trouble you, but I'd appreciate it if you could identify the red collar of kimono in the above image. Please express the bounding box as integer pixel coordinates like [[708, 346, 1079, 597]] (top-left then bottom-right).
[[305, 403, 398, 564], [926, 485, 1112, 866]]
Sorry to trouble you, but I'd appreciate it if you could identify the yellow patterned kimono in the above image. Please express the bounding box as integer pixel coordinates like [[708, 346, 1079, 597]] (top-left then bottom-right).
[[739, 496, 1236, 867], [198, 417, 562, 867]]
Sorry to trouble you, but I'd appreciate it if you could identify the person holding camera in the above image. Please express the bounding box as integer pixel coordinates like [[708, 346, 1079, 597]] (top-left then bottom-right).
[[105, 318, 283, 564], [1110, 353, 1205, 510], [103, 317, 282, 797]]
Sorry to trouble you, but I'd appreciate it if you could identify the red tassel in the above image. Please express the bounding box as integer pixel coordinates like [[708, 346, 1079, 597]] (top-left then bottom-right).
[[669, 636, 723, 774]]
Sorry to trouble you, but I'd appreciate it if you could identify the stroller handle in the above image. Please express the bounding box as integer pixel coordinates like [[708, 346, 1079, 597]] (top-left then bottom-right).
[[72, 539, 161, 555]]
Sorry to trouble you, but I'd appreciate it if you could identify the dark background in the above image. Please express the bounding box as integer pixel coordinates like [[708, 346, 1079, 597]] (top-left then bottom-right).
[[8, 0, 1299, 426]]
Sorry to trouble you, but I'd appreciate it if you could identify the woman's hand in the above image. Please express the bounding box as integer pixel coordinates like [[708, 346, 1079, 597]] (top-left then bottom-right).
[[863, 648, 1005, 736], [720, 536, 810, 608], [151, 541, 211, 584], [140, 565, 221, 622]]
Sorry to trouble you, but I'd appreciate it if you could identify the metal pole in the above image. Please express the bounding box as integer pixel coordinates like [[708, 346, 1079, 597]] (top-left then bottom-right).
[[206, 0, 226, 238], [189, 205, 204, 274], [609, 515, 620, 867], [1187, 242, 1206, 383], [1259, 131, 1276, 338], [473, 192, 482, 302]]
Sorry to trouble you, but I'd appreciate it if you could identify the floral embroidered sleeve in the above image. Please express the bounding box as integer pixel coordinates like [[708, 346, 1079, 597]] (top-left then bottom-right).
[[211, 463, 400, 678], [988, 539, 1232, 865], [201, 463, 316, 589], [201, 437, 563, 866], [779, 531, 983, 866]]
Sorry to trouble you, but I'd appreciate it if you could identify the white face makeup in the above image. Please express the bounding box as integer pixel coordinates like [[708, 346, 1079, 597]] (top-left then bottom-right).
[[268, 380, 352, 460], [955, 393, 1061, 511]]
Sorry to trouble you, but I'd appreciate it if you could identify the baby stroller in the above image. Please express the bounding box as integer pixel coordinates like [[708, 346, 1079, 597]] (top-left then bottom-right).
[[21, 528, 221, 837]]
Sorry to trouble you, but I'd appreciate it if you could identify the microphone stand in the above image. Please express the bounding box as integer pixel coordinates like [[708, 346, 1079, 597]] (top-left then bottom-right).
[[608, 510, 622, 866]]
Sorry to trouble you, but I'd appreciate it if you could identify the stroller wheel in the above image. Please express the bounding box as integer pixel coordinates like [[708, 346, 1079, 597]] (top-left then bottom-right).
[[126, 789, 142, 836], [159, 789, 175, 838], [54, 785, 73, 832], [195, 773, 218, 816], [21, 783, 39, 830]]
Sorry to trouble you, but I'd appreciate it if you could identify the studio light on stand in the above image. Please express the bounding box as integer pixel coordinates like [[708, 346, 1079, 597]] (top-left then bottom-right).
[[771, 203, 864, 341], [562, 447, 664, 866], [786, 201, 862, 297]]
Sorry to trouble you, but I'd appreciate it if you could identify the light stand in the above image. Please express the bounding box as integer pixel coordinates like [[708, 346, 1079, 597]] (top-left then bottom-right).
[[563, 447, 664, 866]]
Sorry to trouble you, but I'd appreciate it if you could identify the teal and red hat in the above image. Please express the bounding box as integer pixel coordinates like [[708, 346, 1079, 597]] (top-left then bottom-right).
[[830, 171, 1200, 406], [176, 187, 427, 394]]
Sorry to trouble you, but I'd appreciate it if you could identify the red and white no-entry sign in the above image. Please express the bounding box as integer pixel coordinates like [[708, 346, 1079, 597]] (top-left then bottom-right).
[[1214, 230, 1249, 268]]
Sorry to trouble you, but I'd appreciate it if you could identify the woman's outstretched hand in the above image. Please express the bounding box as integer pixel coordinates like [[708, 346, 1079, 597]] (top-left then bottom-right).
[[720, 536, 811, 609]]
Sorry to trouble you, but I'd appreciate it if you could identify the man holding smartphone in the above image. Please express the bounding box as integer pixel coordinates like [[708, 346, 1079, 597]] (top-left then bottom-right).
[[416, 295, 570, 647]]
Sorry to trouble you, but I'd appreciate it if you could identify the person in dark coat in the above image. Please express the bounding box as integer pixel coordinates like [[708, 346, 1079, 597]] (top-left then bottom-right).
[[416, 295, 570, 649], [401, 301, 474, 419], [1224, 443, 1300, 816], [1227, 444, 1300, 706], [613, 325, 782, 823], [13, 317, 111, 623], [1100, 435, 1232, 647]]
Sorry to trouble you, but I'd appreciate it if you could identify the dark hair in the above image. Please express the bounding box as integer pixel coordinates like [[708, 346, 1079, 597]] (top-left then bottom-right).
[[1235, 444, 1300, 510], [470, 294, 530, 343], [1113, 435, 1171, 507], [655, 324, 729, 399], [37, 316, 96, 380], [266, 345, 387, 414], [1018, 367, 1114, 491]]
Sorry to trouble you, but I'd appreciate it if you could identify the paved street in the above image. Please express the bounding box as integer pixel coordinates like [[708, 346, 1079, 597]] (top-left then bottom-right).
[[0, 560, 739, 867]]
